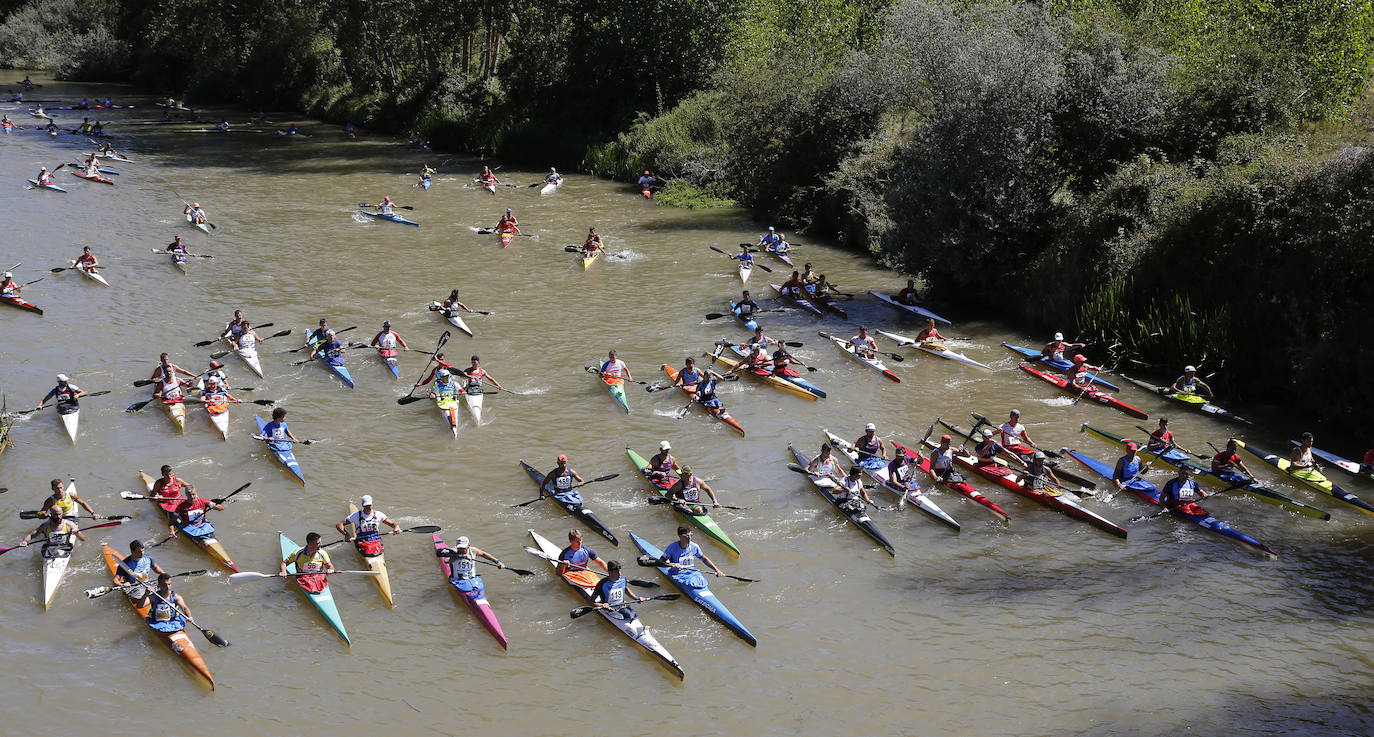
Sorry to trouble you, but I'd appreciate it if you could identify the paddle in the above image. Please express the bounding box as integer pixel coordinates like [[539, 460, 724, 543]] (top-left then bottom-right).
[[429, 302, 493, 316], [209, 331, 290, 359], [817, 331, 904, 362], [110, 561, 230, 647], [321, 524, 442, 549], [783, 463, 885, 494], [249, 434, 321, 445], [287, 325, 357, 352], [646, 496, 750, 511], [521, 546, 659, 588], [194, 323, 273, 347], [228, 569, 380, 583], [708, 245, 772, 273], [149, 248, 213, 259], [172, 193, 217, 230], [19, 511, 131, 520], [358, 202, 414, 210], [397, 330, 451, 404], [970, 412, 1061, 459], [570, 593, 681, 619], [1128, 480, 1251, 522], [635, 555, 758, 582], [85, 568, 208, 597], [704, 308, 784, 320], [0, 520, 122, 556], [902, 424, 938, 510], [583, 365, 649, 385], [120, 481, 250, 505], [510, 474, 620, 507], [435, 550, 536, 576], [51, 263, 114, 273], [16, 390, 111, 416], [1133, 425, 1206, 459]]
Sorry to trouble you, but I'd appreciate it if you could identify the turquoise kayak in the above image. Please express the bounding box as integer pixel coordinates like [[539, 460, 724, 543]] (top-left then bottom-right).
[[629, 531, 757, 647], [358, 209, 419, 227], [279, 533, 349, 644]]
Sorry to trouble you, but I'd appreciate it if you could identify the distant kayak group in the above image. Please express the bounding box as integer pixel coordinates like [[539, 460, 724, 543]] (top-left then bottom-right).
[[5, 84, 1374, 687]]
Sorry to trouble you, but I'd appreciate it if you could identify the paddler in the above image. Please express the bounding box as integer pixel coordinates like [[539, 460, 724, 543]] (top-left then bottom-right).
[[780, 271, 805, 298], [770, 347, 809, 379], [78, 117, 92, 134], [896, 279, 922, 305], [437, 536, 506, 587], [371, 320, 410, 361], [83, 157, 100, 178], [168, 486, 224, 541], [495, 208, 519, 234], [847, 326, 878, 360], [461, 355, 505, 397], [556, 528, 605, 577], [591, 559, 646, 615], [309, 329, 348, 369], [200, 376, 238, 421], [0, 271, 21, 296], [597, 349, 633, 388], [928, 434, 958, 480], [729, 244, 754, 270], [35, 166, 54, 185], [233, 321, 262, 352], [670, 356, 705, 391], [673, 358, 728, 409], [145, 573, 196, 635], [419, 165, 434, 187], [72, 246, 99, 275], [915, 318, 946, 345], [734, 289, 761, 320], [280, 532, 335, 593], [478, 165, 501, 191], [833, 466, 874, 512], [1160, 465, 1207, 512], [805, 443, 843, 484], [886, 446, 918, 487], [19, 506, 84, 552], [165, 235, 189, 257], [734, 344, 773, 375], [1145, 418, 1191, 455], [35, 374, 86, 414], [429, 368, 462, 408], [114, 540, 164, 608], [200, 360, 229, 388], [537, 455, 587, 511], [1020, 452, 1057, 492], [998, 410, 1044, 457], [972, 427, 1011, 467], [91, 120, 103, 135], [1361, 448, 1374, 476], [1038, 333, 1085, 363], [255, 407, 300, 451], [44, 121, 57, 135], [799, 263, 819, 284], [852, 423, 887, 463], [581, 227, 606, 258], [335, 494, 400, 557], [150, 464, 195, 515], [149, 353, 195, 403], [305, 318, 330, 346], [808, 274, 834, 302], [1290, 432, 1318, 472], [745, 325, 781, 354], [1169, 365, 1213, 398], [646, 441, 676, 486], [439, 289, 472, 315], [666, 465, 720, 513], [39, 477, 101, 519], [376, 196, 397, 215], [657, 526, 725, 579], [637, 169, 657, 193], [220, 310, 248, 342], [184, 202, 208, 225], [420, 352, 458, 385], [545, 167, 562, 186], [1210, 438, 1256, 481], [758, 226, 782, 251], [1066, 354, 1103, 390]]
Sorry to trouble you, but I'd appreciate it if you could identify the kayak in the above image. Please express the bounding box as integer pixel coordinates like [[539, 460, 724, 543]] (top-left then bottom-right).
[[376, 348, 400, 379], [590, 368, 630, 413], [1120, 374, 1250, 424], [867, 290, 951, 325], [725, 343, 827, 398], [463, 385, 483, 425], [1001, 343, 1120, 392], [433, 534, 507, 649], [891, 440, 1011, 522], [499, 231, 514, 247], [42, 480, 79, 608], [29, 111, 52, 120], [203, 394, 230, 439], [583, 249, 601, 270], [876, 330, 990, 370], [1064, 449, 1277, 558], [357, 209, 419, 227], [625, 447, 740, 556], [1019, 365, 1146, 419], [434, 304, 473, 337], [640, 184, 652, 198], [937, 418, 1099, 492], [137, 471, 237, 571], [421, 175, 432, 190], [305, 333, 354, 388], [102, 545, 215, 689], [161, 397, 187, 433], [254, 414, 306, 485], [71, 171, 114, 185], [220, 336, 264, 377], [629, 531, 757, 647], [519, 460, 618, 545], [279, 533, 349, 644], [540, 179, 561, 196], [527, 529, 683, 679], [763, 246, 794, 268], [168, 249, 188, 273], [345, 502, 394, 607], [435, 391, 460, 438], [1296, 443, 1374, 483], [788, 444, 895, 556], [1, 293, 43, 315], [738, 260, 752, 284], [820, 332, 900, 383], [924, 437, 1128, 539], [82, 151, 133, 163], [186, 213, 209, 234], [70, 261, 109, 286], [481, 180, 497, 194], [708, 349, 819, 401], [1079, 424, 1329, 519], [660, 365, 746, 436], [803, 286, 847, 319], [1235, 439, 1374, 517], [56, 398, 78, 443], [729, 301, 759, 332], [823, 430, 959, 531], [27, 179, 66, 192], [768, 282, 823, 317]]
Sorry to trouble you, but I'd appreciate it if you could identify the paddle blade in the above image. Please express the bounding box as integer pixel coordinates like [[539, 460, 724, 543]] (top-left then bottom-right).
[[227, 571, 275, 584], [627, 579, 660, 589], [203, 629, 230, 647], [403, 525, 442, 534], [397, 395, 427, 405], [85, 586, 114, 598], [119, 491, 147, 500]]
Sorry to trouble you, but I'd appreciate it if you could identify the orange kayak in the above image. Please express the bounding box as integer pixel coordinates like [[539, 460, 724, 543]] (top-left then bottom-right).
[[660, 365, 744, 436], [102, 545, 214, 689]]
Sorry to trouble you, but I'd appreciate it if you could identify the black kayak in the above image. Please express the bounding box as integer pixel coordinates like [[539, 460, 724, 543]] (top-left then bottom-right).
[[519, 460, 618, 545]]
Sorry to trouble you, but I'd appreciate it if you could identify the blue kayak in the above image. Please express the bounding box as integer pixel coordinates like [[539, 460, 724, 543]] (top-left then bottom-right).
[[727, 343, 826, 398], [357, 209, 419, 227], [421, 176, 432, 190], [729, 301, 758, 332], [628, 531, 757, 646], [1000, 343, 1120, 392], [306, 333, 355, 388], [1065, 448, 1276, 558], [255, 415, 305, 485]]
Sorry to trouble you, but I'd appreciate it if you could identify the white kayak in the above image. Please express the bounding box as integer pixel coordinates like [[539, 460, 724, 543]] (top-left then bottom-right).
[[42, 481, 79, 608], [430, 302, 472, 337], [58, 402, 79, 444], [876, 330, 990, 370], [71, 261, 109, 287], [540, 178, 562, 196], [739, 261, 752, 284], [820, 332, 900, 383], [868, 290, 951, 325], [221, 336, 264, 377], [464, 388, 483, 425]]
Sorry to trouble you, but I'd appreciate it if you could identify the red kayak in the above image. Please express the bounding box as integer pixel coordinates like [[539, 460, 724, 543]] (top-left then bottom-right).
[[1018, 365, 1147, 420], [893, 441, 1010, 523], [71, 171, 114, 185], [1, 293, 42, 315]]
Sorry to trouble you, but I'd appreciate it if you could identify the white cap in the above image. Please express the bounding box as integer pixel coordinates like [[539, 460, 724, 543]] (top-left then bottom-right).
[[1053, 332, 1064, 341], [360, 494, 373, 506], [864, 423, 876, 431], [455, 536, 469, 548], [2, 272, 10, 278], [1184, 365, 1196, 373], [768, 226, 775, 231], [56, 374, 69, 382], [981, 427, 994, 438], [659, 440, 671, 450], [437, 368, 450, 378]]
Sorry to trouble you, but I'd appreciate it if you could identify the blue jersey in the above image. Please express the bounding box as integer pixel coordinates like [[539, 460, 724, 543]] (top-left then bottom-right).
[[261, 420, 291, 451], [593, 576, 630, 607], [1161, 476, 1201, 506], [559, 544, 597, 570]]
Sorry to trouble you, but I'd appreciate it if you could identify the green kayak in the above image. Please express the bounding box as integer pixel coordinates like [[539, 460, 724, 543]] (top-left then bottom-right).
[[279, 533, 350, 644], [625, 448, 740, 556]]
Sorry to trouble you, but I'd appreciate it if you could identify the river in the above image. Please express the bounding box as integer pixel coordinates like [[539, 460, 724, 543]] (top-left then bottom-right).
[[1, 74, 1371, 735]]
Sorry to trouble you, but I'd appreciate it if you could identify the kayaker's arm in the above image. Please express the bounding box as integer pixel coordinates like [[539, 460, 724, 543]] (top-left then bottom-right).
[[334, 518, 350, 539], [697, 479, 720, 506]]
